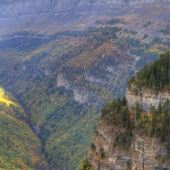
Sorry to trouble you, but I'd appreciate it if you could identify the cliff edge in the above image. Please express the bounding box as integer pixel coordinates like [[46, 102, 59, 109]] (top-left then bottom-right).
[[126, 51, 170, 112], [87, 51, 170, 170]]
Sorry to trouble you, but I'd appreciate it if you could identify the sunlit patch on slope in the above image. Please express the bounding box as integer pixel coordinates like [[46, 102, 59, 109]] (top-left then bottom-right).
[[0, 86, 17, 107]]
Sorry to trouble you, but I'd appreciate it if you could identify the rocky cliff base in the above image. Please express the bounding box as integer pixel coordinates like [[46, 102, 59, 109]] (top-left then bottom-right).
[[88, 97, 170, 170], [89, 115, 170, 170]]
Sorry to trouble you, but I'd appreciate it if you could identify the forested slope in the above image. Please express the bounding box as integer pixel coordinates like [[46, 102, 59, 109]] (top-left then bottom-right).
[[128, 51, 170, 92], [0, 86, 47, 169], [0, 27, 169, 169]]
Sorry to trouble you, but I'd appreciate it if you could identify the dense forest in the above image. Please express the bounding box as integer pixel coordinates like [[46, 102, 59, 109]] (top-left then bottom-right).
[[0, 27, 169, 169], [127, 51, 170, 92], [0, 86, 47, 169], [161, 26, 170, 35], [101, 97, 170, 146]]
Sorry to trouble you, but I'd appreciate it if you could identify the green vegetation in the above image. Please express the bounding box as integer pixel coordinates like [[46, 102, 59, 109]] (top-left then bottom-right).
[[95, 18, 122, 25], [127, 51, 170, 92], [101, 52, 170, 153], [101, 97, 170, 152], [123, 29, 137, 35], [143, 34, 148, 39], [80, 159, 91, 170], [0, 87, 47, 169], [0, 27, 169, 169], [0, 113, 44, 170], [143, 21, 152, 28], [0, 86, 29, 122], [0, 86, 16, 106], [161, 26, 170, 35], [101, 98, 132, 148]]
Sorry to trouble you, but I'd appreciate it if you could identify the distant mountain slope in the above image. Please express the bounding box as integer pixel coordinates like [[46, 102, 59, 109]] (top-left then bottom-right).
[[0, 0, 169, 37], [0, 0, 169, 18], [0, 86, 48, 169]]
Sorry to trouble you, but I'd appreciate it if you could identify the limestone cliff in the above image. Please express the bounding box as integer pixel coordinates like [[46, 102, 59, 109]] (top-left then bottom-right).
[[126, 86, 170, 112], [88, 52, 170, 170], [88, 115, 170, 170], [126, 51, 170, 112], [57, 73, 104, 106]]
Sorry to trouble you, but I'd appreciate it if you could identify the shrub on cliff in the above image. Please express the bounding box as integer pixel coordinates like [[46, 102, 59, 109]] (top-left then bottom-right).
[[81, 159, 91, 170]]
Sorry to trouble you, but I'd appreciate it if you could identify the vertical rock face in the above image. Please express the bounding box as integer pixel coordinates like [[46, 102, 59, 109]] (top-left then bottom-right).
[[57, 73, 71, 90], [88, 117, 170, 170], [57, 73, 89, 104], [73, 89, 89, 104], [89, 52, 170, 169], [126, 86, 170, 112]]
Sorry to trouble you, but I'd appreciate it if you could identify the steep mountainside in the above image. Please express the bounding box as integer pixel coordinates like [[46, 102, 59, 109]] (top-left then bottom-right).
[[0, 86, 48, 169], [89, 102, 170, 170], [127, 51, 170, 111], [0, 25, 169, 170], [88, 51, 170, 170], [0, 0, 169, 36]]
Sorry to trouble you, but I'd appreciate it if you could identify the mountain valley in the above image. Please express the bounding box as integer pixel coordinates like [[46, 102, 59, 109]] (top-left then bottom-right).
[[0, 0, 170, 169]]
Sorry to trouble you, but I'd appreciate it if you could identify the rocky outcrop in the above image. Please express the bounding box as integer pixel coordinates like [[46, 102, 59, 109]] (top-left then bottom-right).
[[56, 74, 106, 106], [89, 117, 170, 170], [57, 73, 89, 104], [57, 73, 71, 90], [126, 86, 170, 112], [73, 89, 89, 104]]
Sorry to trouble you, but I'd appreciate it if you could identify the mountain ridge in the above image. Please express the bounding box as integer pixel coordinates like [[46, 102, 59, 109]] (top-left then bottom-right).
[[0, 0, 169, 18], [0, 0, 169, 37]]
